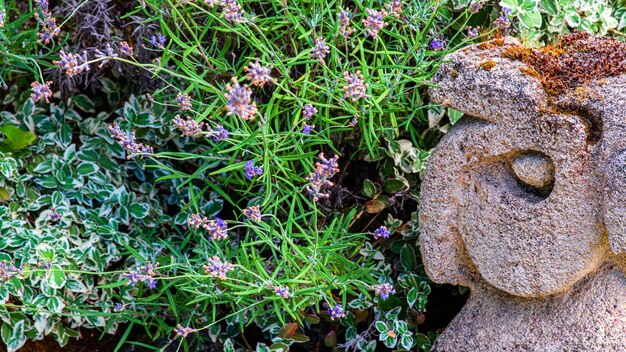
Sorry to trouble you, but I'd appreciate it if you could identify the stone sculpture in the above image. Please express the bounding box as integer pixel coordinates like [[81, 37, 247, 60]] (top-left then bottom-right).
[[419, 34, 626, 351]]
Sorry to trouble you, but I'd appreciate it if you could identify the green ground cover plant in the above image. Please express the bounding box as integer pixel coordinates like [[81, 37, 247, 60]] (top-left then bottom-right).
[[0, 0, 625, 351]]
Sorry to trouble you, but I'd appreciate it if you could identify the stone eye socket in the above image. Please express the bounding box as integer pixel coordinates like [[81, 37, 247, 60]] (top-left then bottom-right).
[[510, 152, 555, 197]]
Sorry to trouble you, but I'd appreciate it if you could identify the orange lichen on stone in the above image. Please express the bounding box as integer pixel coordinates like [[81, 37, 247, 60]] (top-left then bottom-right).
[[477, 38, 505, 50], [518, 66, 541, 79], [501, 33, 626, 95], [479, 60, 497, 71]]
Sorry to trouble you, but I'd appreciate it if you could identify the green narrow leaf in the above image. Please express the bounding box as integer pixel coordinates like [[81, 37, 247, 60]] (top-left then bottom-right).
[[400, 244, 417, 271], [72, 94, 96, 113], [76, 162, 99, 176], [21, 98, 34, 118], [407, 287, 418, 308]]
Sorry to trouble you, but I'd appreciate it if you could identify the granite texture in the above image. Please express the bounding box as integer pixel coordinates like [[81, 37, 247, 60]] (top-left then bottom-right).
[[420, 37, 626, 350]]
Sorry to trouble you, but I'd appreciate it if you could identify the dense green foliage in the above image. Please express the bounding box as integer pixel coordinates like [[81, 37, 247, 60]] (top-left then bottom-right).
[[0, 0, 625, 351]]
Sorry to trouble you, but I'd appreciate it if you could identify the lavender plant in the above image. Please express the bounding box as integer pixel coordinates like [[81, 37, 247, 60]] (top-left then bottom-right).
[[0, 0, 548, 351]]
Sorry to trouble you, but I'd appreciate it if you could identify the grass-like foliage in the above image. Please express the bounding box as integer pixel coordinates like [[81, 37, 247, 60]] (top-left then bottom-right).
[[1, 0, 624, 351]]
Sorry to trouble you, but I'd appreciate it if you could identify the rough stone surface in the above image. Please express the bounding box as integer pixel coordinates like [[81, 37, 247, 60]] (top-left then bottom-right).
[[420, 36, 626, 350], [511, 153, 554, 189]]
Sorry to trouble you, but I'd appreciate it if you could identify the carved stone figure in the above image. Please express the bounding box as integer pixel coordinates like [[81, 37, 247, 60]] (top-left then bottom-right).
[[419, 35, 626, 351]]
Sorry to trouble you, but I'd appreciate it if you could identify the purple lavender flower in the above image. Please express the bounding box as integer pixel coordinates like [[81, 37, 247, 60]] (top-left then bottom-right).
[[108, 122, 154, 159], [114, 303, 125, 312], [373, 226, 391, 240], [49, 208, 61, 222], [209, 125, 230, 142], [384, 0, 403, 18], [494, 7, 512, 29], [124, 262, 158, 288], [37, 0, 49, 10], [173, 115, 204, 137], [94, 43, 118, 68], [174, 324, 195, 338], [362, 9, 388, 38], [188, 214, 228, 240], [222, 0, 244, 23], [342, 71, 369, 102], [467, 26, 480, 39], [120, 41, 134, 56], [243, 205, 262, 222], [150, 34, 167, 48], [337, 8, 355, 37], [306, 153, 340, 201], [243, 160, 264, 179], [204, 218, 228, 241], [310, 37, 330, 63], [302, 123, 315, 134], [54, 50, 90, 77], [177, 92, 192, 111], [469, 1, 483, 13], [0, 261, 23, 281], [328, 304, 346, 320], [349, 114, 359, 127], [188, 213, 208, 229], [245, 59, 275, 87], [302, 104, 317, 120], [34, 2, 60, 44], [203, 256, 234, 280], [225, 77, 258, 121], [371, 283, 396, 300], [31, 81, 53, 103], [429, 38, 445, 51], [204, 0, 218, 7], [274, 286, 290, 298]]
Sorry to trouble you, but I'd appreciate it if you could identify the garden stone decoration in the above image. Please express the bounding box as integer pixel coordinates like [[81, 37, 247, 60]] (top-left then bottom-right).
[[419, 34, 626, 351]]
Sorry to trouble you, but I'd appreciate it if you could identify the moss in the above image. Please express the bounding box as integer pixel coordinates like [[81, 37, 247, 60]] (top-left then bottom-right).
[[501, 33, 626, 95], [477, 38, 505, 50], [479, 60, 497, 71], [518, 66, 541, 79]]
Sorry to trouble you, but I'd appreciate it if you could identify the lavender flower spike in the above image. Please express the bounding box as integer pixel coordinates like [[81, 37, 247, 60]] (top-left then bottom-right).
[[342, 71, 369, 102], [245, 59, 275, 87], [173, 115, 204, 137], [225, 77, 258, 121], [203, 256, 234, 280], [31, 81, 53, 103], [328, 304, 346, 320], [54, 50, 90, 77], [362, 9, 388, 38], [243, 160, 264, 179], [310, 37, 330, 63], [302, 104, 317, 120], [174, 324, 195, 338], [274, 286, 290, 298], [243, 205, 262, 222], [372, 283, 396, 300], [373, 225, 391, 239], [306, 153, 340, 201]]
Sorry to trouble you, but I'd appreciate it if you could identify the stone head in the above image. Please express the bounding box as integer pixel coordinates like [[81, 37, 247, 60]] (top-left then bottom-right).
[[420, 35, 626, 298]]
